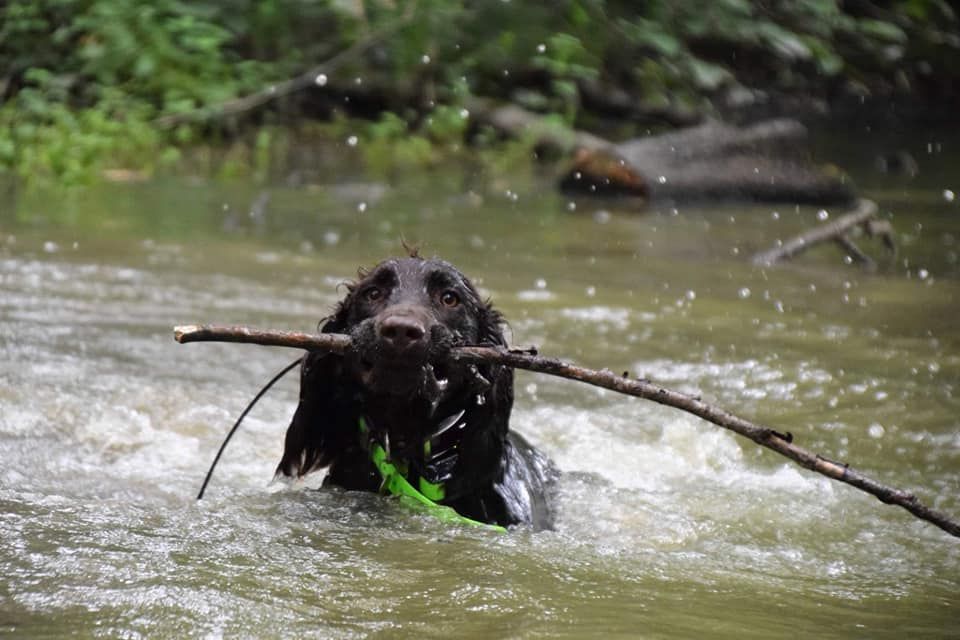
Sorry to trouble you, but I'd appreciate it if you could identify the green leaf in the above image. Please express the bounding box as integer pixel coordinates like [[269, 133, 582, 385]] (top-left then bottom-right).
[[858, 19, 908, 44]]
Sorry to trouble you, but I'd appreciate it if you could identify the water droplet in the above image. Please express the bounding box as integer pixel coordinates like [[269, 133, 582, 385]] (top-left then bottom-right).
[[536, 43, 546, 53], [346, 135, 358, 147], [459, 108, 470, 119], [421, 54, 431, 64], [738, 287, 751, 299], [945, 189, 956, 202], [356, 202, 367, 213], [685, 290, 696, 301], [354, 77, 363, 85], [586, 286, 596, 297], [525, 382, 538, 396], [535, 278, 547, 289], [817, 209, 829, 221], [43, 241, 59, 253], [323, 231, 340, 246], [771, 210, 780, 220], [657, 175, 667, 184], [593, 210, 611, 224], [918, 268, 929, 280], [867, 423, 885, 438], [567, 201, 577, 211], [315, 73, 328, 86]]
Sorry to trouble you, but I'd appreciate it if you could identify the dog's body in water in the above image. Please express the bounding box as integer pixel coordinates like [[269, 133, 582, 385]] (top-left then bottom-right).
[[276, 255, 556, 529]]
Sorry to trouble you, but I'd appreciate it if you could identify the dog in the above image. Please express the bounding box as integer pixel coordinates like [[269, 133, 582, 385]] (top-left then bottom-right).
[[275, 254, 556, 529]]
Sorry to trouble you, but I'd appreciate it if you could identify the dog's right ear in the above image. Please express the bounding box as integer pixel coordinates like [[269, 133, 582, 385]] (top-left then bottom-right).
[[275, 349, 357, 478], [275, 307, 357, 479]]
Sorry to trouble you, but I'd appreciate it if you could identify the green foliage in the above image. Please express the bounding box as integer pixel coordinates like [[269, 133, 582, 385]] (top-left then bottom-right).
[[1, 0, 957, 185], [0, 0, 345, 186]]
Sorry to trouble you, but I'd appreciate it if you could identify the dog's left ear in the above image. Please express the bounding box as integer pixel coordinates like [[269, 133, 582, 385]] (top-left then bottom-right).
[[478, 302, 508, 347]]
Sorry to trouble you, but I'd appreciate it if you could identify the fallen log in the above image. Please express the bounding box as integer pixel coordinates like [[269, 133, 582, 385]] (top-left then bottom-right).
[[465, 97, 857, 205], [753, 198, 896, 267], [559, 119, 857, 205], [175, 323, 959, 540]]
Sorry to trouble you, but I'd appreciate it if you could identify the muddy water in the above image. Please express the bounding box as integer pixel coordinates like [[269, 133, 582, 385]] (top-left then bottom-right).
[[1, 138, 958, 637]]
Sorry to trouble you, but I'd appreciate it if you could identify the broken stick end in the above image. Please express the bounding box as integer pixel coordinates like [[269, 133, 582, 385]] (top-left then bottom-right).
[[174, 324, 200, 343]]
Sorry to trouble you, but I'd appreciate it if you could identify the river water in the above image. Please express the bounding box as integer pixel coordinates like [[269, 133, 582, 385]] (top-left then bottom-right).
[[1, 132, 958, 637]]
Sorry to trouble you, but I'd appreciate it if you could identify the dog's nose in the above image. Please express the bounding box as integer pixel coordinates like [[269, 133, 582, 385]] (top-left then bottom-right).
[[379, 314, 427, 351]]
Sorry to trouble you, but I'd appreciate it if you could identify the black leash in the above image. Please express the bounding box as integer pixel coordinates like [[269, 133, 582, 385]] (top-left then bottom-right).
[[196, 356, 304, 500]]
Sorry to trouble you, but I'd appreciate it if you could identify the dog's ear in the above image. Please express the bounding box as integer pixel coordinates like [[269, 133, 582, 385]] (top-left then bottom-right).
[[478, 301, 508, 347], [275, 301, 357, 479], [275, 350, 356, 478]]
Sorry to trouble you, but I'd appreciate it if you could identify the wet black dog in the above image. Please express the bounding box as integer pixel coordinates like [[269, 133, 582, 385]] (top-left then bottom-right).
[[276, 255, 556, 529]]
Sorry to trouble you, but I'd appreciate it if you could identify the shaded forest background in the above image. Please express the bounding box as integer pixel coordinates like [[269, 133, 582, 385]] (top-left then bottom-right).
[[2, 0, 958, 186]]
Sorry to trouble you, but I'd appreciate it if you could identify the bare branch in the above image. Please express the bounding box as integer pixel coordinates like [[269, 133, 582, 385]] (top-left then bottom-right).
[[174, 323, 960, 539], [174, 324, 351, 352], [834, 234, 877, 270], [753, 198, 893, 266]]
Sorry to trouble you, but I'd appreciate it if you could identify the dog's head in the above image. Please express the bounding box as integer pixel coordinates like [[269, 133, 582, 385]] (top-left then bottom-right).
[[326, 256, 504, 400], [277, 255, 513, 479]]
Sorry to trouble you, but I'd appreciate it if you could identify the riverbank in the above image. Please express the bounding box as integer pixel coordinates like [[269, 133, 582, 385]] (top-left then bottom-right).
[[2, 1, 958, 187]]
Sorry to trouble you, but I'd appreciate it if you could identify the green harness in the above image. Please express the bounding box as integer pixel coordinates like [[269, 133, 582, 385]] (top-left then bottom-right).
[[358, 417, 507, 533]]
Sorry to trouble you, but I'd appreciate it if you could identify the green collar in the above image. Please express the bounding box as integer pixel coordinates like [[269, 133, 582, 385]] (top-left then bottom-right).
[[359, 417, 507, 533]]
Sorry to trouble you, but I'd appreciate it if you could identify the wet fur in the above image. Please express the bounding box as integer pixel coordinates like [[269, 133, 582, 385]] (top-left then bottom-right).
[[276, 255, 556, 529]]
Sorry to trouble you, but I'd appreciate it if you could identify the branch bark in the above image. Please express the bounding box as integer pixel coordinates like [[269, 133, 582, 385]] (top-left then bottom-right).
[[175, 323, 960, 539]]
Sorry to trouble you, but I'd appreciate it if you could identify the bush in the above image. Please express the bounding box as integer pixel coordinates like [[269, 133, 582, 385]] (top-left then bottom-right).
[[1, 0, 956, 185]]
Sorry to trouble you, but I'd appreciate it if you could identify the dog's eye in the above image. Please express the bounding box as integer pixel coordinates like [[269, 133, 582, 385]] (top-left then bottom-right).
[[363, 287, 383, 302], [439, 290, 460, 307]]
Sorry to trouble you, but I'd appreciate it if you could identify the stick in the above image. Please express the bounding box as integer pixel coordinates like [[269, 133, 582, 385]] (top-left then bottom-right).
[[174, 324, 351, 352], [753, 199, 892, 266], [174, 323, 960, 539], [834, 234, 877, 270]]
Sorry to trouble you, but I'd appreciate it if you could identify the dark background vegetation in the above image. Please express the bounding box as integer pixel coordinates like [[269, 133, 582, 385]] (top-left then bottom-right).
[[2, 0, 958, 185]]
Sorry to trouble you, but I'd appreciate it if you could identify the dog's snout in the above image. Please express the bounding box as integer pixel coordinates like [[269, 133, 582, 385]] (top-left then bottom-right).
[[379, 314, 427, 351]]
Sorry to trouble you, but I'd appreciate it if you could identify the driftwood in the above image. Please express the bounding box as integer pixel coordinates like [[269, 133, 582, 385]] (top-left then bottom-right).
[[753, 198, 896, 267], [175, 324, 960, 540], [560, 119, 857, 205], [465, 97, 857, 205]]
